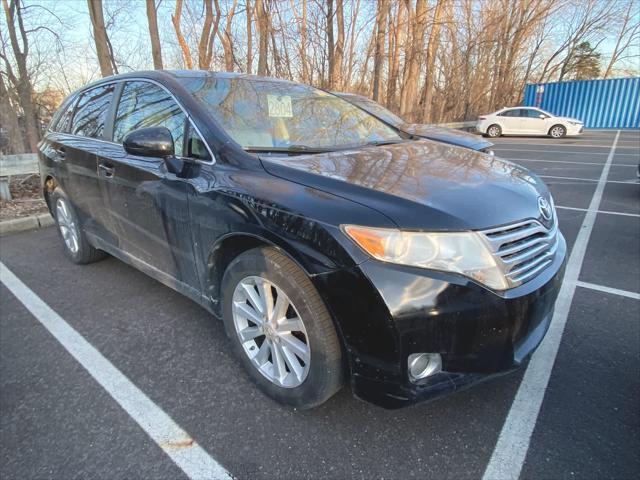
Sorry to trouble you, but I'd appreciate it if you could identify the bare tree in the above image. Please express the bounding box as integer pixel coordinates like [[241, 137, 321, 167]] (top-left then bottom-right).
[[372, 0, 389, 101], [603, 0, 640, 78], [256, 0, 269, 76], [145, 0, 163, 70], [172, 0, 193, 69], [86, 0, 115, 77], [218, 0, 238, 71], [246, 0, 253, 73], [1, 0, 39, 151]]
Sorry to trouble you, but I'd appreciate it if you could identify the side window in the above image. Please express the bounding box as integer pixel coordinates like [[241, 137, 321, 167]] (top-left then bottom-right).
[[114, 81, 186, 156], [49, 96, 74, 132], [499, 109, 518, 117], [526, 109, 544, 118], [70, 84, 115, 138], [185, 124, 211, 161]]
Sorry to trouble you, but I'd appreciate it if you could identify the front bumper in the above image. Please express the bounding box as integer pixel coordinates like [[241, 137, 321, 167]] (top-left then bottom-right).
[[315, 233, 566, 409]]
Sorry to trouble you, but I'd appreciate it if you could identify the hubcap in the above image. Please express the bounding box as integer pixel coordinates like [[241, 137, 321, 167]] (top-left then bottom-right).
[[56, 198, 79, 254], [232, 276, 310, 388], [551, 127, 564, 138], [489, 126, 499, 137]]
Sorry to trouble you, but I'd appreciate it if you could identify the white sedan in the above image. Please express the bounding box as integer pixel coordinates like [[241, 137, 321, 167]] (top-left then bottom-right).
[[477, 107, 584, 138]]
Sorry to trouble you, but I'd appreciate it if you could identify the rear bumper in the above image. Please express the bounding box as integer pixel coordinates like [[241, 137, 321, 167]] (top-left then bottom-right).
[[315, 233, 567, 409]]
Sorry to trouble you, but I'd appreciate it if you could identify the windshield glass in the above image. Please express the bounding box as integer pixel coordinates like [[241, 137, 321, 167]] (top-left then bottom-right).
[[184, 77, 402, 150], [348, 97, 405, 127]]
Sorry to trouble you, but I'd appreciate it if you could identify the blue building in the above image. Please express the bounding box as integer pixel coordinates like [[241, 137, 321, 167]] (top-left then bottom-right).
[[523, 77, 639, 129]]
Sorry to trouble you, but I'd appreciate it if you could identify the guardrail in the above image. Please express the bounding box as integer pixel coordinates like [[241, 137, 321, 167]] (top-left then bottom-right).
[[433, 121, 477, 131], [0, 153, 39, 201]]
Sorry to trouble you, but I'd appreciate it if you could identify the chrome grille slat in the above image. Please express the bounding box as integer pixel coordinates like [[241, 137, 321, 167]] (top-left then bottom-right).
[[480, 216, 558, 288]]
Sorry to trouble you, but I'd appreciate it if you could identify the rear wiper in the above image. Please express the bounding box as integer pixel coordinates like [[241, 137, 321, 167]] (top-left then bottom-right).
[[244, 145, 335, 155]]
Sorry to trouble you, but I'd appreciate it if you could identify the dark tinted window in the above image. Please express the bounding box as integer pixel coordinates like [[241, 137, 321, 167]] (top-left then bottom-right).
[[114, 81, 185, 156], [185, 124, 211, 161], [499, 109, 521, 117], [523, 109, 544, 118], [50, 96, 77, 133], [70, 84, 114, 138]]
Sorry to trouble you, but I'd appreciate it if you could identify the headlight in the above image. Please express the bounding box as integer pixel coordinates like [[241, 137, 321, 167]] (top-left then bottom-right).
[[342, 225, 509, 290]]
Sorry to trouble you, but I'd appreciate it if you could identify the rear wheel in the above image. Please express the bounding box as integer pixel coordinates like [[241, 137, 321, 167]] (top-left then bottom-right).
[[486, 124, 502, 138], [52, 187, 106, 264], [222, 247, 344, 409], [549, 124, 566, 138]]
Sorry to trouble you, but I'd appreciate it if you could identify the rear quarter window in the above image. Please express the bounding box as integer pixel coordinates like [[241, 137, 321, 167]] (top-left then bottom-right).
[[70, 84, 115, 138]]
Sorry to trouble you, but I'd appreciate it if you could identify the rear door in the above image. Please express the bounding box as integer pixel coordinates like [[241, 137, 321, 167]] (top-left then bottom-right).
[[498, 109, 523, 134], [97, 80, 203, 290], [53, 83, 118, 242]]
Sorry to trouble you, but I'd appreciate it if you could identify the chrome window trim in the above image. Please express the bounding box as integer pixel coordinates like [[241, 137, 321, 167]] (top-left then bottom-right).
[[48, 76, 216, 166]]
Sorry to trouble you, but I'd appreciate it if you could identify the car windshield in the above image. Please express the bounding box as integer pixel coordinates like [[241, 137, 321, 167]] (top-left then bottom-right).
[[347, 97, 405, 127], [184, 77, 402, 151]]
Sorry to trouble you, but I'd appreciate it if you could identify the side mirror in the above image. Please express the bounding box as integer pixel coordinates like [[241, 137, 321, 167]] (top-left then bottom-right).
[[123, 127, 175, 158], [538, 114, 546, 119]]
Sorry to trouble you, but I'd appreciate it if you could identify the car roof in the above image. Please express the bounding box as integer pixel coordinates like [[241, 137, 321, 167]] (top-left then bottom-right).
[[72, 70, 301, 95]]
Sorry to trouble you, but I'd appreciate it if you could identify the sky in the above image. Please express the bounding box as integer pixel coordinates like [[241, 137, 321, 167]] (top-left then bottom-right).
[[5, 0, 640, 92]]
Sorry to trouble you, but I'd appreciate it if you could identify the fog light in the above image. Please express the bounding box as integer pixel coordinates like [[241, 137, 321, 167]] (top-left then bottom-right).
[[408, 353, 442, 381]]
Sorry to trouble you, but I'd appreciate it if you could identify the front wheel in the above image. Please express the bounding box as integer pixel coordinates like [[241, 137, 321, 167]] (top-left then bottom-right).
[[222, 247, 344, 409], [549, 124, 566, 138], [486, 124, 502, 138]]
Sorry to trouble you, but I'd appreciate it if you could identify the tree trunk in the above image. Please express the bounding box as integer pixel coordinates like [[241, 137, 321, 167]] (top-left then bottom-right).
[[2, 0, 39, 152], [399, 0, 427, 120], [256, 0, 269, 76], [198, 0, 222, 70], [87, 0, 115, 77], [326, 0, 334, 88], [386, 1, 404, 108], [372, 0, 389, 102], [246, 0, 253, 73], [218, 0, 238, 71], [329, 0, 344, 89], [419, 0, 446, 122], [172, 0, 193, 68], [145, 0, 163, 69]]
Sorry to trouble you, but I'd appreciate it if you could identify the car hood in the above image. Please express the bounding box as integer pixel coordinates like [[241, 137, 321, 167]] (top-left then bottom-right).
[[260, 140, 552, 231], [402, 123, 493, 151]]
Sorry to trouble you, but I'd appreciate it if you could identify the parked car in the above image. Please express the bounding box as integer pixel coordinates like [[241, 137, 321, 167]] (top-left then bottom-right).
[[334, 92, 494, 155], [40, 71, 566, 409], [477, 107, 584, 138]]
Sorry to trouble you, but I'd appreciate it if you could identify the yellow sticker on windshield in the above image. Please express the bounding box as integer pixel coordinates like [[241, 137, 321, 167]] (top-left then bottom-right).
[[267, 95, 293, 118]]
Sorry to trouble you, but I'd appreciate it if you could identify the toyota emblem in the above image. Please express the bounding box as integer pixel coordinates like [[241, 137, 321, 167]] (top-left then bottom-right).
[[538, 197, 552, 221]]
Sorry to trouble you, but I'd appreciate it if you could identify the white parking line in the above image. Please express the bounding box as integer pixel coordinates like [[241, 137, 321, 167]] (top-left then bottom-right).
[[0, 262, 231, 480], [539, 174, 637, 184], [493, 142, 625, 148], [507, 158, 636, 167], [482, 130, 621, 480], [555, 205, 640, 218], [576, 280, 640, 301]]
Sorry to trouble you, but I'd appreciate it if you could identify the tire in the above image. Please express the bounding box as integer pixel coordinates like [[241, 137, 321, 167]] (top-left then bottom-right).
[[549, 124, 566, 138], [486, 124, 502, 138], [221, 247, 344, 409], [51, 187, 106, 264]]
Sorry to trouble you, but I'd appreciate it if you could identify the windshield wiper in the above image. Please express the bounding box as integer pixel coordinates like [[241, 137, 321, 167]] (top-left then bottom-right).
[[361, 139, 406, 147], [244, 145, 335, 155]]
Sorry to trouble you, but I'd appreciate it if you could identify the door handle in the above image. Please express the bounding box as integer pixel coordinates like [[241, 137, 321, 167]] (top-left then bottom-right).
[[98, 163, 115, 178], [55, 146, 66, 158]]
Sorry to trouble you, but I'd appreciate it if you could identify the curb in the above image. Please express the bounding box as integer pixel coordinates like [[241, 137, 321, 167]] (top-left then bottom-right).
[[0, 213, 54, 237]]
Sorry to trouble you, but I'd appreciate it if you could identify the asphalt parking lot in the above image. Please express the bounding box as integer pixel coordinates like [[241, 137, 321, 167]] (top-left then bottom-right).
[[1, 129, 638, 480]]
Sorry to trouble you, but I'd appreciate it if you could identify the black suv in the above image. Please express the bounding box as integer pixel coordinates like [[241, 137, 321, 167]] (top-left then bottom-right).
[[39, 71, 566, 409]]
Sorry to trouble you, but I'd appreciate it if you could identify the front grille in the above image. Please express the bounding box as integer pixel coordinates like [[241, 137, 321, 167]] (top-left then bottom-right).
[[480, 218, 559, 287]]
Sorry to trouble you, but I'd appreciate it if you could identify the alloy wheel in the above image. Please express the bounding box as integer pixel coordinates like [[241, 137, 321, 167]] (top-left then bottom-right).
[[56, 197, 79, 254], [550, 126, 565, 138], [232, 275, 310, 388], [488, 125, 500, 137]]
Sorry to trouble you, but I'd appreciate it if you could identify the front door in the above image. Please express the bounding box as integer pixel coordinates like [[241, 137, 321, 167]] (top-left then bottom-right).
[[97, 80, 201, 290]]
